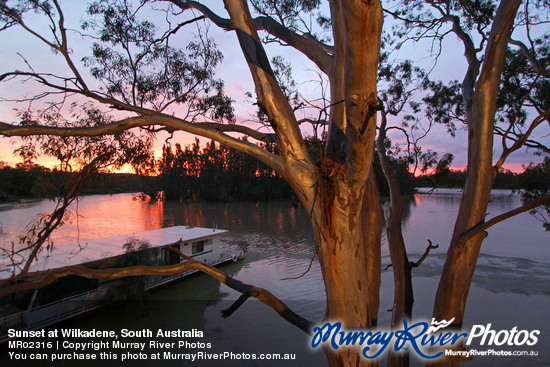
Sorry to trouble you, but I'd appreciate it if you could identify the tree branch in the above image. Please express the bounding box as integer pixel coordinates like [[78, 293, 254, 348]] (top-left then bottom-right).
[[0, 3, 60, 51], [221, 0, 316, 203], [509, 38, 550, 77], [195, 122, 277, 143], [458, 194, 550, 243], [494, 110, 550, 170], [0, 69, 156, 116], [376, 108, 403, 221], [221, 291, 252, 318], [494, 125, 550, 154], [0, 243, 314, 335], [52, 0, 89, 92], [0, 114, 284, 173], [440, 14, 480, 115], [167, 0, 332, 74], [411, 240, 439, 267]]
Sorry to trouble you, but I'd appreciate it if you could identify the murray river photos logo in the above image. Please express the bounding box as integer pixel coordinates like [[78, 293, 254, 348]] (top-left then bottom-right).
[[310, 318, 540, 360]]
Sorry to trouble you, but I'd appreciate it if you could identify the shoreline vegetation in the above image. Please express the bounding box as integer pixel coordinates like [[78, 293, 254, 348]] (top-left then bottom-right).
[[2, 141, 548, 204], [0, 159, 532, 204]]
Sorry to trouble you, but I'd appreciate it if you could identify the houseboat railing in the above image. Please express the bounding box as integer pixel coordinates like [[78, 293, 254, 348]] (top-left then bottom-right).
[[0, 286, 108, 343]]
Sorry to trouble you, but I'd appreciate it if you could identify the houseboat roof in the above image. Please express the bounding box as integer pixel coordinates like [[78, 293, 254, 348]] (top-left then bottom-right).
[[0, 226, 228, 279]]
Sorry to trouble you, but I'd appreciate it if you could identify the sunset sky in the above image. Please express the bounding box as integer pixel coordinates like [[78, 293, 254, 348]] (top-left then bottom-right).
[[0, 1, 547, 173]]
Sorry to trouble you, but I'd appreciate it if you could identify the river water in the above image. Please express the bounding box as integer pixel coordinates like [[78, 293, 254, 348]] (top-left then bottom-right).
[[0, 189, 549, 366]]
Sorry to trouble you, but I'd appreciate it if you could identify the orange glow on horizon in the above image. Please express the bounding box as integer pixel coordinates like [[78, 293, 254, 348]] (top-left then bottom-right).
[[410, 163, 526, 177], [1, 129, 533, 176]]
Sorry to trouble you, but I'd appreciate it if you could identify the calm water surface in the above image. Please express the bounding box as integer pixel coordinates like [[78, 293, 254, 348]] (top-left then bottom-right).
[[0, 189, 549, 366]]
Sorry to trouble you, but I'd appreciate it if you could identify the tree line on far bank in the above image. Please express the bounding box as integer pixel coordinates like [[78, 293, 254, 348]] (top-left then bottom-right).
[[1, 141, 547, 203], [0, 162, 147, 202], [143, 139, 295, 202]]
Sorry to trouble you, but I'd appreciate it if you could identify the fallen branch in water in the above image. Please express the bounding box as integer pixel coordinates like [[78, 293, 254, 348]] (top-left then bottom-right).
[[167, 245, 313, 334], [412, 239, 439, 268], [0, 240, 314, 335], [384, 239, 439, 271]]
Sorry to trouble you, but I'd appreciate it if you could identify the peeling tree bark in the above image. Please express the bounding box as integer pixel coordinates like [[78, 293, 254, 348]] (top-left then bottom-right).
[[311, 176, 382, 367], [219, 2, 385, 366]]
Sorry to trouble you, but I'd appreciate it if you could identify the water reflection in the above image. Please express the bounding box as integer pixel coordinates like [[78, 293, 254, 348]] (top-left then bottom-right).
[[0, 190, 549, 366]]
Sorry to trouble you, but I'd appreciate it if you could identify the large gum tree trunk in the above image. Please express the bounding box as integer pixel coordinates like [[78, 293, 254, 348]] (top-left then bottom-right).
[[431, 2, 521, 365], [311, 169, 382, 367], [305, 1, 384, 365], [223, 1, 384, 366]]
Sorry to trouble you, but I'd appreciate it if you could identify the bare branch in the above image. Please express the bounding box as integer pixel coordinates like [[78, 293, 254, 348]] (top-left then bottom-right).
[[411, 239, 439, 267], [0, 68, 161, 116], [494, 127, 550, 153], [52, 0, 89, 91], [509, 38, 550, 77], [0, 114, 284, 173], [195, 122, 277, 143], [220, 0, 316, 199], [167, 0, 332, 74], [0, 3, 60, 51], [221, 292, 252, 318], [458, 194, 550, 243], [297, 117, 328, 126], [440, 14, 481, 115], [0, 244, 314, 335], [494, 110, 550, 170], [376, 108, 403, 217], [280, 253, 317, 281]]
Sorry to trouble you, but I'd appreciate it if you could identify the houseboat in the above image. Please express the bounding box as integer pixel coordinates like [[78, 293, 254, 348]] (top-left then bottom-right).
[[0, 226, 243, 343]]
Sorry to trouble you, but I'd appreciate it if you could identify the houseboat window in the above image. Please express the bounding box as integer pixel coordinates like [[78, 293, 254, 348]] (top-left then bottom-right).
[[192, 241, 204, 254]]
